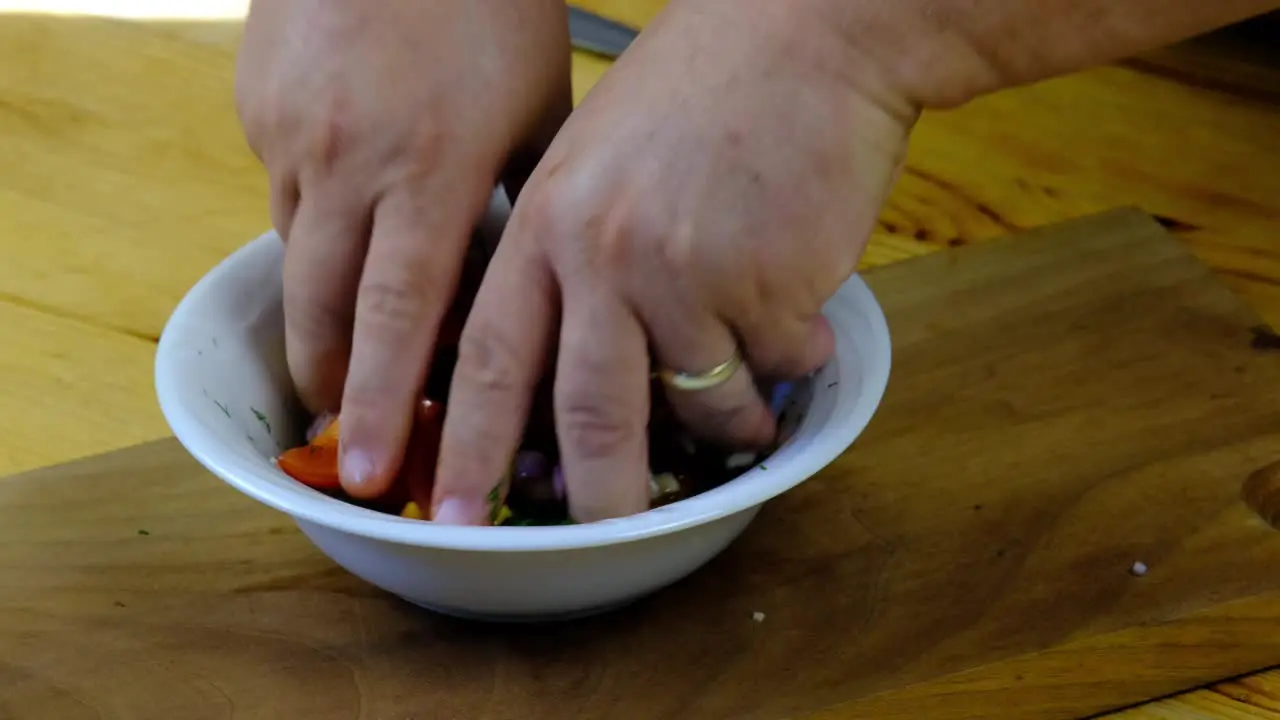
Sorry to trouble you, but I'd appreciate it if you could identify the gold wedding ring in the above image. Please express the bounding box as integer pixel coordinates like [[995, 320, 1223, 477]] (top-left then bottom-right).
[[655, 349, 743, 392]]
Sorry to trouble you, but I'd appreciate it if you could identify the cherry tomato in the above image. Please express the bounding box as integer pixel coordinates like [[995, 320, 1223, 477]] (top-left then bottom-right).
[[393, 399, 445, 511]]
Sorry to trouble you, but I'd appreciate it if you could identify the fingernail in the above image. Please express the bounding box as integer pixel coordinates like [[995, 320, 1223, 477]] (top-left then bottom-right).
[[341, 448, 377, 491], [432, 497, 483, 526]]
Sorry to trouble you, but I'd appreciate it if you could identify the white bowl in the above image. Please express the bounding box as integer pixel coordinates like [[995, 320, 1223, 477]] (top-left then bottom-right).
[[154, 194, 892, 621]]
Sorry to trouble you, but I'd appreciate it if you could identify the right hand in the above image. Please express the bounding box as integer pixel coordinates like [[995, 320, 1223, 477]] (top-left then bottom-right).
[[234, 0, 572, 499]]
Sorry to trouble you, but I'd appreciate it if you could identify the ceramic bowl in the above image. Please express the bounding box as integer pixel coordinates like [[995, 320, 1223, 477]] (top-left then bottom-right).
[[154, 193, 892, 621]]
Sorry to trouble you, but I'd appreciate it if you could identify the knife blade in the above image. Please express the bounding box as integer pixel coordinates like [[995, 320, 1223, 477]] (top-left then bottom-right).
[[568, 5, 640, 59]]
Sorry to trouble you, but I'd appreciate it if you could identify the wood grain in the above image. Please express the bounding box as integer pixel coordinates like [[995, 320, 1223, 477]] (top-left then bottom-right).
[[4, 210, 1280, 720], [1, 2, 1279, 716]]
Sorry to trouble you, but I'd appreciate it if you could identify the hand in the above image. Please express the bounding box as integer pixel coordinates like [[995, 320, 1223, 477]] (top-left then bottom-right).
[[431, 1, 917, 524], [235, 0, 572, 498]]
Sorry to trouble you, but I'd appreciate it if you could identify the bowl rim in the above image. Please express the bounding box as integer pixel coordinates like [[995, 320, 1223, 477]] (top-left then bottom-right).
[[156, 231, 892, 553]]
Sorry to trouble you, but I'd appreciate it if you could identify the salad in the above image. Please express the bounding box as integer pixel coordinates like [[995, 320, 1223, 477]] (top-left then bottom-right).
[[274, 382, 780, 526], [272, 235, 790, 525]]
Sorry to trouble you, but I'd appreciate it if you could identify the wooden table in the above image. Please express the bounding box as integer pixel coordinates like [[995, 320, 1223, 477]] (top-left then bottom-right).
[[1, 1, 1278, 717]]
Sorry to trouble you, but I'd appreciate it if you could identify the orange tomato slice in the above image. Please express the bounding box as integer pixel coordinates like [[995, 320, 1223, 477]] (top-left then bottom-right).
[[277, 416, 342, 490], [312, 416, 340, 446], [276, 403, 445, 506]]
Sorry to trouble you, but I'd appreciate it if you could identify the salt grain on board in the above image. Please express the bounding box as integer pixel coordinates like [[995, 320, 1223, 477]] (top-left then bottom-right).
[[1130, 561, 1148, 577], [752, 611, 766, 623]]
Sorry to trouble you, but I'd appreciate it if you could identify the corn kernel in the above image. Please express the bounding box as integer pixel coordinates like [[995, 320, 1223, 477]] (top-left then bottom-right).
[[493, 504, 513, 526], [400, 501, 425, 520]]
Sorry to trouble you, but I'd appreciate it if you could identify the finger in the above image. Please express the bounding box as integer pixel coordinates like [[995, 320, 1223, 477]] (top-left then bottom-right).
[[737, 313, 836, 381], [643, 302, 776, 450], [630, 270, 776, 448], [281, 186, 372, 414], [431, 240, 558, 525], [338, 180, 490, 498], [269, 170, 300, 242], [555, 288, 652, 522]]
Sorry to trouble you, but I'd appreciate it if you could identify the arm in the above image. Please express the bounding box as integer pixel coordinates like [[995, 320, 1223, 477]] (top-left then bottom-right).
[[819, 0, 1280, 108]]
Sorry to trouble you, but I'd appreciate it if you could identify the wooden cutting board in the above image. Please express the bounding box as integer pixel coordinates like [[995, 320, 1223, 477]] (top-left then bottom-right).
[[3, 208, 1280, 720]]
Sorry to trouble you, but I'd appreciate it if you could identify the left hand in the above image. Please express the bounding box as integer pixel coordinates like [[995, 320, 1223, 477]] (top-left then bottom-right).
[[431, 0, 917, 524]]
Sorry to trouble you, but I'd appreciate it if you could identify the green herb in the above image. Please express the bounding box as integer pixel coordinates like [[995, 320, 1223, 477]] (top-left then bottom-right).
[[211, 337, 219, 348], [213, 399, 231, 418], [251, 407, 272, 435], [486, 479, 507, 524], [137, 529, 150, 536], [759, 464, 768, 471]]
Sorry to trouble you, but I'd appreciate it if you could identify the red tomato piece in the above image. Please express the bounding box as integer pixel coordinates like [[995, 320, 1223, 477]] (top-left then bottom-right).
[[277, 401, 446, 513], [437, 311, 465, 348], [391, 398, 446, 513]]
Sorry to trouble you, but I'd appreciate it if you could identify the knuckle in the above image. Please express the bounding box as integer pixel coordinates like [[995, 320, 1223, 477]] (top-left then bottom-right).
[[557, 392, 642, 461], [653, 216, 697, 276], [522, 174, 671, 282], [402, 122, 450, 169], [520, 180, 583, 247], [454, 321, 524, 399], [357, 276, 424, 332], [277, 92, 356, 173], [309, 105, 352, 172], [586, 202, 665, 279], [283, 282, 353, 342], [717, 261, 775, 328]]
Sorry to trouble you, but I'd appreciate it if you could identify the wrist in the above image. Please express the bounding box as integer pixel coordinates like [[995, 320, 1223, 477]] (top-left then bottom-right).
[[813, 0, 1280, 110], [671, 0, 929, 125], [796, 0, 1004, 110]]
